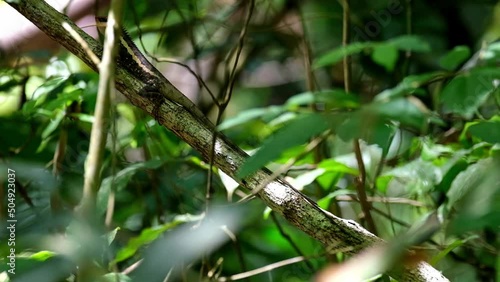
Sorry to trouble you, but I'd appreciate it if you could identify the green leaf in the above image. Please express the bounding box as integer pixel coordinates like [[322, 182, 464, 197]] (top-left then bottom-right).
[[31, 76, 68, 100], [293, 168, 326, 188], [41, 110, 65, 139], [372, 44, 399, 71], [293, 159, 359, 189], [237, 113, 329, 178], [387, 35, 431, 52], [285, 92, 315, 107], [441, 67, 500, 118], [316, 90, 360, 109], [318, 159, 359, 175], [286, 90, 360, 110], [317, 190, 354, 210], [114, 215, 198, 263], [336, 112, 395, 151], [383, 159, 441, 193], [106, 228, 120, 246], [440, 46, 471, 71], [447, 157, 500, 234], [370, 97, 428, 130], [218, 106, 284, 131], [314, 42, 373, 68], [376, 175, 393, 193], [30, 251, 56, 261], [22, 76, 69, 114], [446, 157, 498, 210], [467, 121, 500, 144], [375, 72, 442, 101], [313, 35, 429, 69], [100, 273, 132, 282], [44, 89, 82, 111]]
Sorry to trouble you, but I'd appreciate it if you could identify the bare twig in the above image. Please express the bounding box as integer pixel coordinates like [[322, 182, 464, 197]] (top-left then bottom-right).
[[353, 141, 377, 233], [339, 0, 377, 234], [335, 195, 426, 207], [218, 256, 310, 281], [271, 212, 315, 271], [79, 1, 123, 217]]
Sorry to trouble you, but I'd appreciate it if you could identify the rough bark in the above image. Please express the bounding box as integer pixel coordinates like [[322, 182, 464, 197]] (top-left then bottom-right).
[[5, 0, 448, 281]]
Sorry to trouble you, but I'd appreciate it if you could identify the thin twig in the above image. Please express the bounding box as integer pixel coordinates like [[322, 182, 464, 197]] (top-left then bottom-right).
[[218, 256, 310, 282], [62, 22, 100, 66], [335, 195, 426, 207], [221, 226, 247, 278], [339, 0, 377, 234], [78, 2, 123, 217], [353, 141, 377, 233], [207, 0, 255, 213], [271, 212, 315, 271]]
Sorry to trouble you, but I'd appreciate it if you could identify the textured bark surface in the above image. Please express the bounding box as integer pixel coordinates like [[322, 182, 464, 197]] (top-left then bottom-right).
[[6, 1, 449, 281]]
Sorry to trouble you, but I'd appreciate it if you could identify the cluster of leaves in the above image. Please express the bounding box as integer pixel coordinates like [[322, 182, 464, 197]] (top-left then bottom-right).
[[0, 0, 499, 281]]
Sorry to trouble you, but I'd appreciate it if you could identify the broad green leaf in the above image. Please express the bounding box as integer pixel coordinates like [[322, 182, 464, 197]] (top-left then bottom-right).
[[293, 159, 359, 189], [336, 112, 395, 152], [314, 35, 429, 69], [440, 46, 471, 70], [387, 35, 431, 52], [447, 157, 500, 234], [237, 113, 329, 178], [375, 175, 393, 193], [41, 110, 65, 139], [30, 251, 56, 261], [316, 90, 360, 109], [218, 106, 284, 131], [31, 76, 68, 101], [318, 190, 355, 210], [22, 76, 68, 114], [441, 67, 500, 118], [100, 273, 132, 282], [70, 113, 94, 123], [383, 159, 441, 194], [446, 157, 499, 209], [372, 44, 399, 71], [467, 121, 500, 144], [286, 90, 360, 110], [375, 72, 442, 101], [114, 215, 201, 263], [370, 97, 428, 130], [44, 89, 82, 111], [316, 171, 344, 191], [293, 168, 326, 188], [314, 42, 373, 68], [318, 159, 359, 175], [285, 92, 315, 107], [106, 228, 120, 246]]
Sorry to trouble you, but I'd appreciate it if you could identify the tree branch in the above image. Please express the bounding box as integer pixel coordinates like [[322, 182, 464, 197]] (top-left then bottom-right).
[[5, 1, 448, 281]]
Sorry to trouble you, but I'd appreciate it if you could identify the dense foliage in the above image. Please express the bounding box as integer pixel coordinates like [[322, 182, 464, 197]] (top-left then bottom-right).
[[0, 0, 499, 281]]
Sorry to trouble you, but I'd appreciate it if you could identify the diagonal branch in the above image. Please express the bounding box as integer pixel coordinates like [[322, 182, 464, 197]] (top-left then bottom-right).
[[5, 1, 448, 281]]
